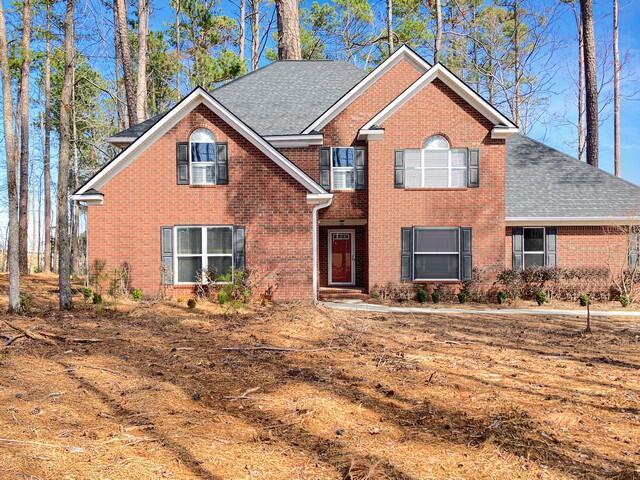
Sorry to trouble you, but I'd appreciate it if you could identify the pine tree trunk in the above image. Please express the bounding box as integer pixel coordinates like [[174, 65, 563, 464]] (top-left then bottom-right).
[[434, 0, 442, 63], [387, 0, 393, 55], [58, 0, 75, 310], [18, 0, 32, 274], [0, 0, 20, 311], [613, 0, 620, 176], [43, 4, 52, 272], [136, 0, 149, 121], [239, 0, 246, 64], [115, 0, 138, 126], [512, 0, 521, 127], [580, 0, 599, 168], [250, 0, 260, 70], [113, 3, 126, 130], [275, 0, 301, 60], [174, 0, 181, 95]]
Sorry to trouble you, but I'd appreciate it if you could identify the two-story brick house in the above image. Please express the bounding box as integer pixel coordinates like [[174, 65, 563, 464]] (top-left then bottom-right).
[[73, 46, 640, 301]]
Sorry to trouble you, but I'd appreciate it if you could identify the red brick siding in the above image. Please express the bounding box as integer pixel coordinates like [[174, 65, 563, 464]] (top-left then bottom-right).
[[87, 105, 314, 301], [505, 226, 628, 270], [367, 79, 506, 289], [319, 225, 368, 287]]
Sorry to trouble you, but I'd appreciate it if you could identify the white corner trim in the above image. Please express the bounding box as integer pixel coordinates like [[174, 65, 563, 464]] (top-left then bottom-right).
[[307, 192, 334, 205], [357, 129, 385, 141], [362, 64, 518, 131], [302, 46, 431, 134], [491, 127, 519, 139], [76, 87, 326, 196], [506, 216, 640, 226], [71, 193, 104, 205], [106, 136, 136, 147], [264, 134, 324, 148]]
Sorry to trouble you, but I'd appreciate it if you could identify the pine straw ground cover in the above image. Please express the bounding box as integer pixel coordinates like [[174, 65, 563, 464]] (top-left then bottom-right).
[[1, 275, 639, 480]]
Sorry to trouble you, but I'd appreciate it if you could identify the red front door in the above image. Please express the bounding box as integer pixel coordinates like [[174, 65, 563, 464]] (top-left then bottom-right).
[[330, 232, 353, 284]]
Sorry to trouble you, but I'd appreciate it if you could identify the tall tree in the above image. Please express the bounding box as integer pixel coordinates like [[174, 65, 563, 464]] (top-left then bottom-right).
[[58, 0, 75, 310], [115, 0, 138, 126], [613, 0, 620, 176], [43, 1, 52, 272], [136, 0, 149, 121], [18, 0, 32, 274], [239, 0, 246, 64], [386, 0, 393, 55], [275, 0, 301, 60], [250, 0, 260, 70], [0, 0, 21, 311], [580, 0, 598, 167], [433, 0, 442, 63]]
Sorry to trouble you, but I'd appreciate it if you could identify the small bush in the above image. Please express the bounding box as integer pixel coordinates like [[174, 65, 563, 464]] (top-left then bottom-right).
[[131, 288, 143, 301], [19, 293, 33, 313], [579, 293, 590, 307], [535, 291, 547, 306], [457, 291, 467, 304], [216, 271, 252, 306], [217, 290, 230, 305], [619, 294, 630, 307], [82, 287, 93, 303], [187, 298, 197, 309], [497, 291, 508, 304], [369, 282, 413, 302], [431, 290, 441, 304], [416, 289, 427, 303], [92, 293, 103, 305]]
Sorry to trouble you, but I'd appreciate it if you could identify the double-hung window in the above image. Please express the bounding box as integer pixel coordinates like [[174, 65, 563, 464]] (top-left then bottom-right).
[[404, 135, 468, 188], [332, 147, 356, 190], [414, 228, 461, 280], [190, 128, 217, 184], [523, 227, 545, 268], [175, 226, 234, 283]]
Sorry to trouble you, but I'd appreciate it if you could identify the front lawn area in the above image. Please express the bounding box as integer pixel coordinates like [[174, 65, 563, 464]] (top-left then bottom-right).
[[1, 274, 639, 479]]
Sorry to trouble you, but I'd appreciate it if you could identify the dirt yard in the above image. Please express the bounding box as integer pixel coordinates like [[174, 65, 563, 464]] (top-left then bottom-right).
[[1, 274, 639, 480]]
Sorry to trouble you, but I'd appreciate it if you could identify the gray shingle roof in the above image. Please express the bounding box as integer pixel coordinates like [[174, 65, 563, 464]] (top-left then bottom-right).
[[111, 60, 366, 138], [506, 134, 640, 218]]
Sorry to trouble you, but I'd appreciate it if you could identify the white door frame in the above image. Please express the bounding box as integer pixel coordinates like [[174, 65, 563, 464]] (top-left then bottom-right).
[[328, 229, 356, 286]]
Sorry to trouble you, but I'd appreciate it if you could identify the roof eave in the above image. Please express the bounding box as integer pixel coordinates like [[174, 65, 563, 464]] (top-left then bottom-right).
[[506, 216, 640, 226]]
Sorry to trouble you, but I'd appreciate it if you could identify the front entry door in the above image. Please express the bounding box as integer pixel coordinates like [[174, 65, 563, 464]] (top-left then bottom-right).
[[329, 230, 354, 285]]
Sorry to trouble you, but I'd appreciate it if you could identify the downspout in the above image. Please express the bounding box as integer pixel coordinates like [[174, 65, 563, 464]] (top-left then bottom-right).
[[308, 193, 333, 304]]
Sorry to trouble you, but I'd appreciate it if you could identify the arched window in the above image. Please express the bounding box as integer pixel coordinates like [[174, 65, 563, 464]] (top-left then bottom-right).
[[405, 135, 467, 188], [190, 128, 217, 184]]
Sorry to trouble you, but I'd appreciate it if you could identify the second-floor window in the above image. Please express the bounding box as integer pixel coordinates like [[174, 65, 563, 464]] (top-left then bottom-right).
[[190, 128, 217, 184], [332, 147, 355, 190], [405, 135, 467, 188]]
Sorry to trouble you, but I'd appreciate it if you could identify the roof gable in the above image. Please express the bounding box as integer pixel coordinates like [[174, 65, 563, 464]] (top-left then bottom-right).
[[359, 63, 517, 140], [75, 87, 326, 197], [302, 45, 431, 134]]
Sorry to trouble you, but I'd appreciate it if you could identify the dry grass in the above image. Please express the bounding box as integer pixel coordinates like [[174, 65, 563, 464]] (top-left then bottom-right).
[[1, 274, 639, 480]]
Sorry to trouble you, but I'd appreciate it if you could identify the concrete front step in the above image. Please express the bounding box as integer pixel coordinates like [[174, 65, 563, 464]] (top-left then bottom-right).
[[318, 287, 368, 301]]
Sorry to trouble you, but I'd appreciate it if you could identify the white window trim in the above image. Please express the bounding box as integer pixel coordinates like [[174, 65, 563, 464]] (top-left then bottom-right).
[[413, 227, 461, 281], [174, 225, 234, 285], [522, 226, 546, 269], [189, 129, 216, 185], [409, 146, 467, 189], [328, 229, 356, 286], [330, 147, 356, 191]]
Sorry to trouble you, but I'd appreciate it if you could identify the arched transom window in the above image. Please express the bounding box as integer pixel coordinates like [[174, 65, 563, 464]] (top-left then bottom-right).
[[190, 128, 217, 184], [404, 135, 468, 188]]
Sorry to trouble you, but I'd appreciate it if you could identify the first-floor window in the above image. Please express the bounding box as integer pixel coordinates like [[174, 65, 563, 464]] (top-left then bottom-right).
[[523, 227, 545, 268], [413, 228, 461, 280], [176, 226, 234, 283]]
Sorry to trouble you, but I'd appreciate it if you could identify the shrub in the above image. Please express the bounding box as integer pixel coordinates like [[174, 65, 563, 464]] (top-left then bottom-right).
[[457, 291, 467, 304], [431, 290, 441, 304], [109, 262, 132, 299], [461, 267, 485, 302], [579, 293, 590, 307], [495, 269, 523, 301], [92, 293, 103, 304], [131, 288, 143, 301], [19, 293, 33, 313], [216, 271, 252, 307], [187, 298, 197, 309], [369, 282, 413, 302], [535, 291, 547, 306], [90, 259, 108, 294], [497, 291, 508, 304], [619, 294, 630, 307], [82, 287, 93, 303], [217, 290, 230, 305], [416, 289, 427, 303]]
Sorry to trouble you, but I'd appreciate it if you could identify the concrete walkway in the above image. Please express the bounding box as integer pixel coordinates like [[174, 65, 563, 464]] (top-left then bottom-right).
[[321, 300, 640, 317]]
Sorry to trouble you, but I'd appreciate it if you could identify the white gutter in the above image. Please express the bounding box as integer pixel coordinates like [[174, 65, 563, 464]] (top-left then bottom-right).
[[506, 216, 640, 226], [307, 193, 334, 304]]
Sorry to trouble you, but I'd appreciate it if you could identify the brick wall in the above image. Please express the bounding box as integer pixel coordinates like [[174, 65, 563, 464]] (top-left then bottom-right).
[[87, 104, 315, 301], [505, 226, 629, 271]]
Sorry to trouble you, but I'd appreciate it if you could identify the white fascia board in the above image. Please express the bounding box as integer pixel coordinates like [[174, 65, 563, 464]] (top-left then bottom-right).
[[491, 127, 519, 139], [307, 193, 334, 205], [357, 129, 385, 141], [506, 216, 640, 226], [265, 134, 324, 147], [302, 46, 431, 134], [76, 88, 326, 196], [363, 64, 518, 131], [106, 136, 136, 147], [71, 193, 104, 205]]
